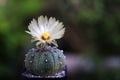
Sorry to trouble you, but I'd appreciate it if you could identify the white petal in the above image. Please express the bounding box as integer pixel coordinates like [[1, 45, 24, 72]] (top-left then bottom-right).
[[25, 31, 39, 38], [44, 16, 49, 32], [51, 28, 65, 40], [49, 21, 59, 32], [49, 22, 64, 35], [50, 40, 58, 47], [36, 42, 42, 46], [46, 40, 58, 47], [38, 16, 44, 25], [38, 16, 45, 33], [29, 19, 41, 34], [48, 17, 56, 28]]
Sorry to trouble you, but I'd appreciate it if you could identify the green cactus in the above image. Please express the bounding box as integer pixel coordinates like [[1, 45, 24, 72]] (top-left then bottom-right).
[[24, 46, 65, 76]]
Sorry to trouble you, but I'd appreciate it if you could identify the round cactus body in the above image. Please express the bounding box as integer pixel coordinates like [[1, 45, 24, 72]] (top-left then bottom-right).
[[24, 46, 66, 76]]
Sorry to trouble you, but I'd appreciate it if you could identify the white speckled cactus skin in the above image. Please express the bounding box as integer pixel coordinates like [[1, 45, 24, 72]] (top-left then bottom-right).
[[24, 46, 65, 76]]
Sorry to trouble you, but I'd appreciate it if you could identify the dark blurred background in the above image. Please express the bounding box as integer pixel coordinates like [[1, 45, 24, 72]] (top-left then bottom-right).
[[0, 0, 120, 80]]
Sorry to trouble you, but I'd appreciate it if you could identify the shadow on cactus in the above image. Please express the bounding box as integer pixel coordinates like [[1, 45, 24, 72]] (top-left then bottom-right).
[[24, 16, 66, 76]]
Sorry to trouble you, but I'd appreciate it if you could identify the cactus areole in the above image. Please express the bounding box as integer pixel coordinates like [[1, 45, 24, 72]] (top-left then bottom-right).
[[24, 16, 66, 76]]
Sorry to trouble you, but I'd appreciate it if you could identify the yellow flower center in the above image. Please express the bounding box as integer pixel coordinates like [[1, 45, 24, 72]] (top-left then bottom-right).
[[41, 32, 50, 40]]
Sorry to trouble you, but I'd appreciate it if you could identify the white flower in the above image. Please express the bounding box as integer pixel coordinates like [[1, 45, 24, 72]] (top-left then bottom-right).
[[25, 16, 65, 46]]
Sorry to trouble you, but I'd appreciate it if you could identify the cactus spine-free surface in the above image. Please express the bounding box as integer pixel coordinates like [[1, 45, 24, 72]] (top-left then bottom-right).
[[24, 46, 65, 76]]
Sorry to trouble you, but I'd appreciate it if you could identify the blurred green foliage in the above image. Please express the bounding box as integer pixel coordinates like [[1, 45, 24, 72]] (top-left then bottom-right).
[[0, 0, 45, 78], [57, 0, 120, 56]]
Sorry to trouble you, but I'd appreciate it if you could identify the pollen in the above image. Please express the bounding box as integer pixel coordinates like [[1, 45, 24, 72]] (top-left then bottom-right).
[[41, 32, 50, 40]]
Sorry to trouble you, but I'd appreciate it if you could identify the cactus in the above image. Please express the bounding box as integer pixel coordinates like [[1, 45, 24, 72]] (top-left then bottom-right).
[[24, 16, 66, 76], [24, 46, 65, 76]]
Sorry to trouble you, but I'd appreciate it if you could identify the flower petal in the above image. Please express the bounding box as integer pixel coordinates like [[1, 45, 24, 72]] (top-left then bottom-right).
[[51, 28, 65, 40]]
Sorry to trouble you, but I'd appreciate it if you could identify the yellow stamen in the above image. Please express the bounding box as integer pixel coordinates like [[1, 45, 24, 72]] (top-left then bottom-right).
[[41, 32, 50, 40]]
